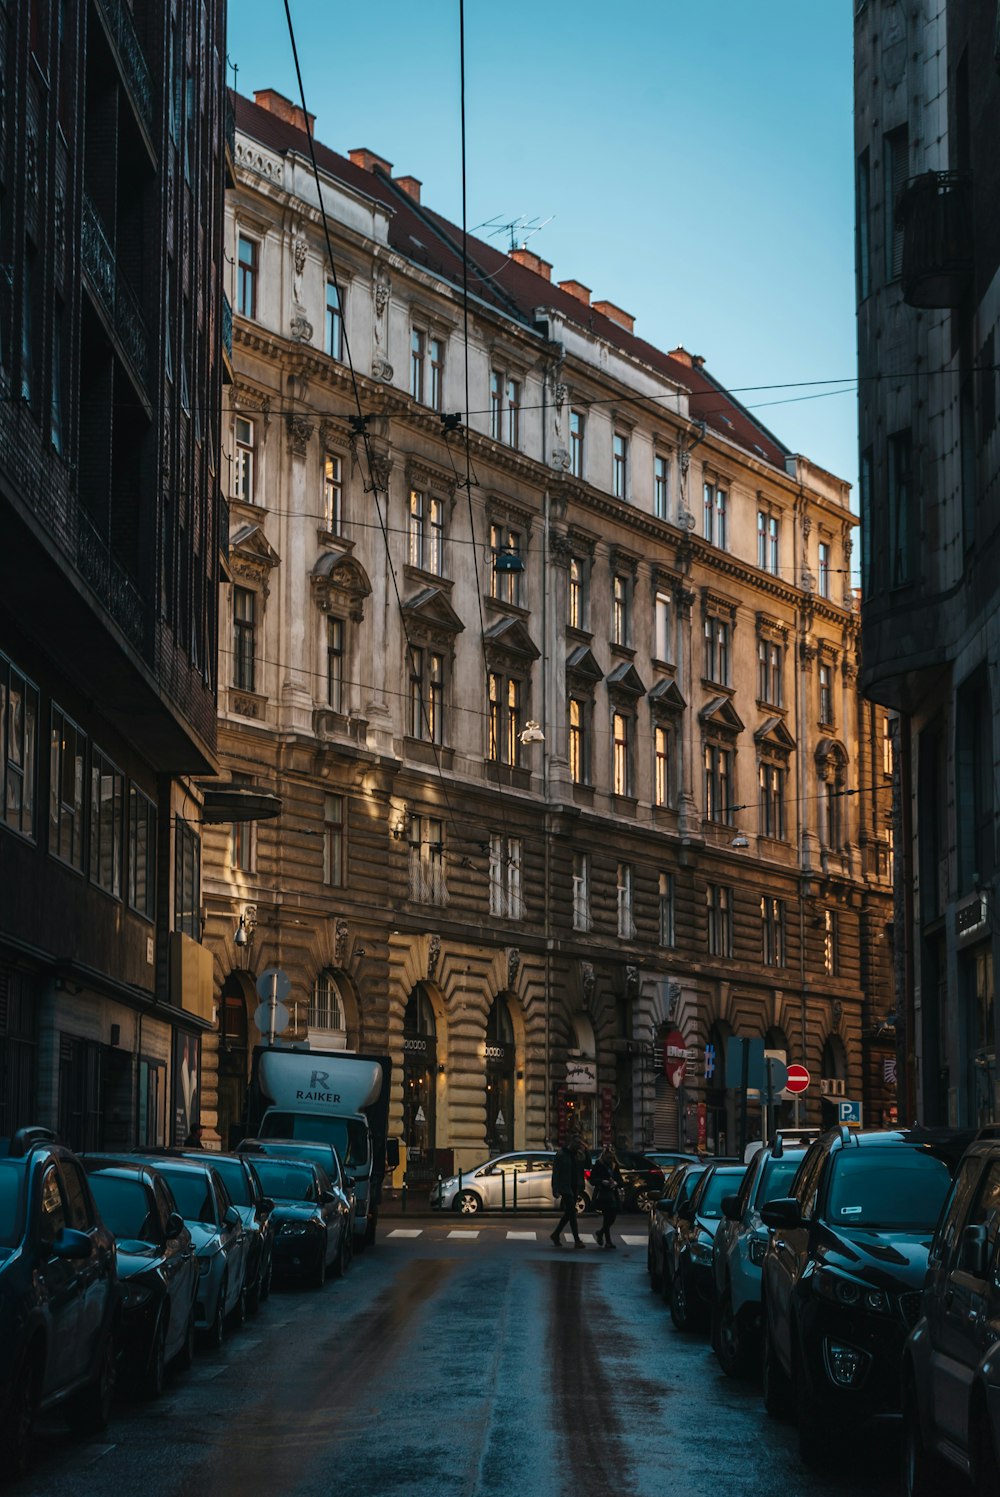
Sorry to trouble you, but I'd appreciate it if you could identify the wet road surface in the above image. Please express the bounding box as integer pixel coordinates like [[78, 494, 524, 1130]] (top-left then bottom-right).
[[17, 1218, 899, 1497]]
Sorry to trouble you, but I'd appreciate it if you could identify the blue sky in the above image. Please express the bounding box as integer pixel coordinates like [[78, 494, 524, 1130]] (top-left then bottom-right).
[[230, 1, 858, 493]]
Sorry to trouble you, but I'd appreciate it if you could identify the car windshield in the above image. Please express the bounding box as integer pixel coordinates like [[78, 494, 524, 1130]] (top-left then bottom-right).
[[699, 1170, 745, 1219], [260, 1112, 368, 1169], [755, 1153, 805, 1208], [826, 1148, 953, 1230], [156, 1168, 217, 1226], [201, 1158, 251, 1206], [88, 1175, 158, 1241], [253, 1143, 340, 1186], [0, 1163, 24, 1248], [253, 1160, 318, 1203]]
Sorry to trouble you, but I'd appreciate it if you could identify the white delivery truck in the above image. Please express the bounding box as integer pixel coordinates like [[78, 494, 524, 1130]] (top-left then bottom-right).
[[245, 1047, 396, 1247]]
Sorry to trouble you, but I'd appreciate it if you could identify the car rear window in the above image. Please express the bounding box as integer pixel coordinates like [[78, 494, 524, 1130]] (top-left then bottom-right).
[[203, 1157, 251, 1206], [253, 1143, 340, 1186], [253, 1160, 318, 1203], [826, 1148, 953, 1230], [755, 1153, 805, 1208], [0, 1162, 24, 1248], [156, 1168, 217, 1226], [89, 1175, 158, 1241], [260, 1113, 368, 1169], [699, 1170, 746, 1219]]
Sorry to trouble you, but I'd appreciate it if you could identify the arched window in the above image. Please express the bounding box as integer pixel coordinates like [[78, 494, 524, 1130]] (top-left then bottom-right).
[[309, 969, 347, 1047], [822, 1034, 848, 1081]]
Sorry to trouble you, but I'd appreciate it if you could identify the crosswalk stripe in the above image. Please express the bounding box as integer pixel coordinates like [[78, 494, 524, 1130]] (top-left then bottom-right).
[[447, 1229, 480, 1239], [386, 1228, 423, 1238], [505, 1230, 536, 1240], [620, 1235, 646, 1245]]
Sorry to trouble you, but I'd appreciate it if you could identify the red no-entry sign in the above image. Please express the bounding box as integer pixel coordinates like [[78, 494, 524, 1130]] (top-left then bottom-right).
[[785, 1064, 811, 1095]]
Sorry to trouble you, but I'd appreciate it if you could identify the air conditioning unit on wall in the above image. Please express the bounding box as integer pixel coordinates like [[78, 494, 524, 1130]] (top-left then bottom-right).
[[820, 1078, 846, 1098]]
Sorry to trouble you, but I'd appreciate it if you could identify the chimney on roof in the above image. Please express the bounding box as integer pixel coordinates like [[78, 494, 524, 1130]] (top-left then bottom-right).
[[692, 354, 706, 368], [394, 175, 422, 203], [559, 279, 591, 307], [253, 88, 315, 138], [510, 245, 552, 282], [348, 147, 394, 176], [668, 345, 693, 367], [593, 299, 635, 335]]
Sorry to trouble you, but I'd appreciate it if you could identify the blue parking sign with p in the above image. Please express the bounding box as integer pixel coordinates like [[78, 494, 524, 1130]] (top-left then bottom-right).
[[838, 1099, 862, 1126]]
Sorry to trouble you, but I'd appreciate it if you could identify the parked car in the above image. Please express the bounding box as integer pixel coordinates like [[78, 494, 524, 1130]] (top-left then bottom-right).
[[130, 1158, 251, 1347], [759, 1126, 955, 1467], [0, 1128, 119, 1479], [81, 1157, 198, 1397], [902, 1127, 1000, 1496], [430, 1151, 588, 1215], [177, 1152, 275, 1311], [645, 1151, 702, 1177], [250, 1157, 351, 1285], [646, 1163, 707, 1301], [710, 1140, 807, 1376], [238, 1138, 354, 1259], [588, 1150, 668, 1213], [669, 1162, 747, 1332]]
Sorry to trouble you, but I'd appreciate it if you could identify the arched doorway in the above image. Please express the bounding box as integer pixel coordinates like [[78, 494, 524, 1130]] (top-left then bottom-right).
[[485, 994, 515, 1154], [218, 974, 251, 1150], [403, 984, 437, 1159]]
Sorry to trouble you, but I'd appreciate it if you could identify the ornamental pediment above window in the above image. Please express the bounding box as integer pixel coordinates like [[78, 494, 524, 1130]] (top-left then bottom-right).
[[700, 694, 744, 736], [400, 585, 465, 645], [566, 645, 603, 687], [756, 612, 789, 644], [608, 545, 640, 579], [606, 661, 646, 700], [755, 714, 796, 754], [701, 588, 738, 622], [404, 454, 457, 501], [311, 548, 372, 623], [648, 678, 686, 715], [483, 616, 539, 667]]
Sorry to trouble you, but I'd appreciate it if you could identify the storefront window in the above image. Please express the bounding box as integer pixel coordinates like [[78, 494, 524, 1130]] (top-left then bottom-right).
[[486, 995, 514, 1154], [403, 985, 437, 1160]]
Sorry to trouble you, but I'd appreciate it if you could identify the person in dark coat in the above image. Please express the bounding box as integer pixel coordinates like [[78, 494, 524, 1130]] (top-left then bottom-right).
[[589, 1145, 624, 1249], [550, 1135, 587, 1248], [184, 1123, 205, 1149]]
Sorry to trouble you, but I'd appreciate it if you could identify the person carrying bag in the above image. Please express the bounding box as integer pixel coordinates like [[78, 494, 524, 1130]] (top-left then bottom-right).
[[590, 1145, 624, 1250]]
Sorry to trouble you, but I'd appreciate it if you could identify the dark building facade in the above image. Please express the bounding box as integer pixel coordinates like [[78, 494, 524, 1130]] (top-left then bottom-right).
[[854, 0, 1000, 1126], [0, 0, 227, 1148]]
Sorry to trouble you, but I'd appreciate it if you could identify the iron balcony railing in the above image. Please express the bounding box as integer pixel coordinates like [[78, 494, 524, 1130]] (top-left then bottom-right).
[[897, 171, 973, 309], [222, 291, 233, 361], [81, 193, 150, 391], [94, 0, 154, 138]]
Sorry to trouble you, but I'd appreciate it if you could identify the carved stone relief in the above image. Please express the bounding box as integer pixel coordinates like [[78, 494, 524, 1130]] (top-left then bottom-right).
[[286, 413, 314, 458]]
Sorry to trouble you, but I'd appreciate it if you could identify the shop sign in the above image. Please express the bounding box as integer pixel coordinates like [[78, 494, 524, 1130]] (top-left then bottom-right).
[[566, 1059, 597, 1093], [485, 1043, 507, 1063], [403, 1036, 429, 1054], [663, 1029, 687, 1087]]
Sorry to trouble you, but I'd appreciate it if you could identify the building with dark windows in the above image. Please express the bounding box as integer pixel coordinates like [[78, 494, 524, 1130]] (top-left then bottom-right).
[[201, 87, 894, 1174], [854, 0, 1000, 1128], [0, 0, 228, 1147]]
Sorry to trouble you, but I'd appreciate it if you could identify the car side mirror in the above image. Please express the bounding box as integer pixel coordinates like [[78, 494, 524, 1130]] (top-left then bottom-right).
[[760, 1197, 802, 1230], [320, 1189, 335, 1204], [165, 1212, 185, 1239], [50, 1227, 92, 1260], [721, 1194, 741, 1223], [224, 1205, 241, 1229], [386, 1139, 400, 1170], [958, 1222, 989, 1278], [658, 1198, 676, 1215], [677, 1199, 696, 1222], [260, 1197, 275, 1215]]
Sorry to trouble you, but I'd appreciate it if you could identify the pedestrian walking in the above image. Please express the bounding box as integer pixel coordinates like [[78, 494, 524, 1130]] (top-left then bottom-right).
[[550, 1134, 587, 1248], [184, 1123, 205, 1149], [589, 1145, 624, 1250]]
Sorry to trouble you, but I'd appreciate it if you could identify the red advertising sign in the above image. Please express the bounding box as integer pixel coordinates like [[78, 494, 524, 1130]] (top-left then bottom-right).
[[663, 1029, 687, 1087], [785, 1063, 811, 1095], [697, 1101, 707, 1150]]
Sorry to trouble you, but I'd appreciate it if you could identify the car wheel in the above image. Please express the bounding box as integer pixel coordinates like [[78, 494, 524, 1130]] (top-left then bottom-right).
[[312, 1235, 328, 1289], [761, 1309, 793, 1419], [670, 1263, 693, 1332], [331, 1229, 347, 1279], [201, 1277, 226, 1350], [142, 1312, 168, 1400], [226, 1282, 247, 1330], [902, 1380, 962, 1497], [714, 1287, 751, 1379], [246, 1261, 262, 1315], [973, 1415, 1000, 1497], [660, 1255, 673, 1305], [454, 1191, 482, 1215], [0, 1347, 41, 1480], [66, 1328, 116, 1434], [648, 1241, 662, 1292], [260, 1256, 273, 1302], [795, 1362, 829, 1468], [635, 1189, 653, 1214], [174, 1307, 196, 1372]]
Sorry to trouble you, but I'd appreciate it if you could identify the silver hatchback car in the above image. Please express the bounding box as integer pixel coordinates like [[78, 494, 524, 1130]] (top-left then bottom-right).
[[430, 1151, 589, 1215]]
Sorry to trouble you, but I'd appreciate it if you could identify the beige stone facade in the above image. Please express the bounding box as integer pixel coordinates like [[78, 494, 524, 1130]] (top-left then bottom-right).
[[201, 89, 895, 1173]]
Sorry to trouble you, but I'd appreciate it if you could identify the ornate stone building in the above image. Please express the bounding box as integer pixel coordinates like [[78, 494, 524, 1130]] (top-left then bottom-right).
[[203, 87, 894, 1173]]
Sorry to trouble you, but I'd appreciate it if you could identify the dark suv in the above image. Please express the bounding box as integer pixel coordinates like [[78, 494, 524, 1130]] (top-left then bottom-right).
[[903, 1128, 1000, 1496], [0, 1128, 119, 1478], [759, 1126, 955, 1466]]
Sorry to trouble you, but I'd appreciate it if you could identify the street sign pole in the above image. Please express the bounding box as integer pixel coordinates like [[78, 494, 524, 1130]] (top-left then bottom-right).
[[269, 969, 277, 1046], [738, 1038, 750, 1161]]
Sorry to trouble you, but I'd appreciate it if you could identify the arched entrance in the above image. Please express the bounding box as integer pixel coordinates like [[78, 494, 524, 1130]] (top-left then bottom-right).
[[485, 994, 515, 1154], [218, 973, 252, 1150], [403, 984, 437, 1158]]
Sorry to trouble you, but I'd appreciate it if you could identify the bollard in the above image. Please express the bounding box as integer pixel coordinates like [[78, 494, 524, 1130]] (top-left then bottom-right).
[[401, 1179, 407, 1212], [513, 1169, 518, 1211], [501, 1168, 506, 1210]]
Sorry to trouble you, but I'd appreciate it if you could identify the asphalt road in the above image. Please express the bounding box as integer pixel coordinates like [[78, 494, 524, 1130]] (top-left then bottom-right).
[[19, 1216, 899, 1497]]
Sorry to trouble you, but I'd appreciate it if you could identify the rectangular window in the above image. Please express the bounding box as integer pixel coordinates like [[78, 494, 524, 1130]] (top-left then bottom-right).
[[327, 617, 345, 712], [654, 455, 669, 519], [234, 416, 255, 503], [231, 815, 255, 874], [323, 793, 344, 886], [568, 697, 588, 784], [819, 662, 833, 726], [757, 512, 780, 574], [570, 410, 585, 478], [89, 748, 123, 897], [505, 378, 521, 447], [49, 707, 86, 870], [704, 616, 730, 685], [410, 328, 425, 402], [572, 852, 590, 932], [613, 431, 629, 500], [857, 148, 871, 300], [173, 818, 201, 940], [237, 235, 257, 319], [658, 871, 675, 947], [233, 587, 256, 692], [612, 575, 629, 646], [887, 429, 913, 587], [654, 725, 673, 807], [612, 710, 632, 797], [489, 523, 522, 605], [617, 862, 635, 939], [489, 834, 523, 921], [569, 558, 585, 629], [707, 883, 733, 958], [758, 761, 786, 840], [1, 655, 39, 840], [409, 647, 444, 745], [703, 743, 733, 825], [653, 590, 671, 662], [490, 370, 502, 440], [761, 896, 786, 967], [885, 126, 909, 282], [818, 542, 831, 599], [757, 638, 783, 706], [326, 281, 343, 360], [429, 337, 444, 412], [408, 816, 446, 905], [408, 490, 444, 575], [128, 786, 156, 919], [882, 718, 894, 777], [704, 482, 728, 548], [323, 453, 343, 532], [488, 671, 522, 766], [823, 909, 838, 976]]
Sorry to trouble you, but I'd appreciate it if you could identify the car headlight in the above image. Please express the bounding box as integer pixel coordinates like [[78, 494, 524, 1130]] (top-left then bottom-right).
[[279, 1222, 310, 1236], [748, 1235, 768, 1266], [814, 1268, 891, 1314], [122, 1283, 154, 1308], [689, 1234, 714, 1264]]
